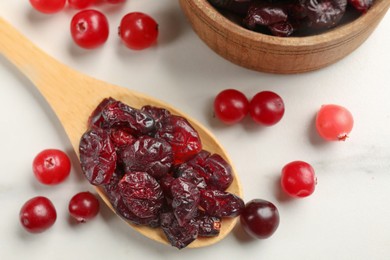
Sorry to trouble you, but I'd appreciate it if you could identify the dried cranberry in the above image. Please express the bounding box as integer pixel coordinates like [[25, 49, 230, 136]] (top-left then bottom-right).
[[174, 163, 207, 189], [155, 115, 202, 165], [199, 189, 244, 218], [118, 171, 164, 219], [305, 0, 348, 29], [171, 177, 200, 226], [243, 2, 288, 30], [88, 97, 116, 128], [196, 211, 221, 237], [79, 127, 117, 185], [269, 21, 294, 37], [141, 105, 171, 128], [109, 128, 136, 148], [159, 174, 176, 199], [100, 100, 156, 136], [203, 154, 233, 191], [160, 211, 199, 249], [103, 171, 159, 227], [209, 0, 251, 15], [120, 136, 173, 180]]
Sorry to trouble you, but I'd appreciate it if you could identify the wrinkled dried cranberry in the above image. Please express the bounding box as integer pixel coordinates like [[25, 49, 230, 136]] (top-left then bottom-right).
[[118, 171, 164, 219], [203, 154, 233, 191], [79, 127, 117, 185], [159, 174, 175, 199], [348, 0, 373, 12], [155, 115, 202, 165], [269, 21, 294, 37], [196, 211, 221, 237], [141, 105, 171, 129], [88, 97, 116, 128], [120, 136, 173, 180], [160, 211, 199, 249], [174, 163, 207, 189], [305, 0, 348, 29], [109, 128, 136, 148], [243, 2, 288, 30], [100, 100, 156, 136], [171, 177, 200, 226], [200, 189, 244, 218], [103, 171, 159, 227]]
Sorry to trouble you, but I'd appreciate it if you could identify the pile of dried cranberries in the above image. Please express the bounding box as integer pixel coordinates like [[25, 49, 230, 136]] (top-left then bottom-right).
[[79, 97, 245, 249], [208, 0, 374, 37]]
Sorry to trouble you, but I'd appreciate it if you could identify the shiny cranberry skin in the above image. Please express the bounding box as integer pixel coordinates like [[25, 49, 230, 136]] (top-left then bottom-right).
[[20, 196, 57, 233], [29, 0, 66, 14], [214, 89, 249, 124], [316, 104, 354, 141], [249, 91, 285, 126], [69, 191, 100, 222], [240, 199, 279, 239], [281, 161, 316, 198], [119, 12, 159, 50], [70, 9, 109, 49], [32, 149, 71, 185]]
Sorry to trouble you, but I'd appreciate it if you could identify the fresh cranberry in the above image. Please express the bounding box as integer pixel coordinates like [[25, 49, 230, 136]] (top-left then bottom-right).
[[119, 12, 159, 50], [281, 161, 317, 198], [32, 149, 71, 185], [29, 0, 66, 14], [315, 104, 354, 141], [20, 196, 57, 233], [240, 199, 280, 239], [214, 89, 249, 124], [249, 91, 285, 126], [68, 191, 100, 222], [70, 9, 109, 49]]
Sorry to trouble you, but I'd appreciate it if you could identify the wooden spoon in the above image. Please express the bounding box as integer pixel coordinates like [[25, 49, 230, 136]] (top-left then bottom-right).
[[0, 18, 243, 248]]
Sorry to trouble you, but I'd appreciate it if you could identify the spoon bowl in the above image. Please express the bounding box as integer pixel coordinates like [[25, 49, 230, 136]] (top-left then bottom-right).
[[0, 18, 243, 248]]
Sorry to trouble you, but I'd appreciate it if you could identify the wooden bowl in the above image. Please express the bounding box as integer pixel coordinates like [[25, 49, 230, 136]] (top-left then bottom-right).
[[179, 0, 390, 74]]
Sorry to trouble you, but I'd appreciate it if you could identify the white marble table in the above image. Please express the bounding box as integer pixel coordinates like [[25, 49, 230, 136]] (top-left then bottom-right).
[[1, 1, 389, 259]]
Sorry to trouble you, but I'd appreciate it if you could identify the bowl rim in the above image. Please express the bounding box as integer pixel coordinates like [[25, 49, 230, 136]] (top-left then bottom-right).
[[187, 0, 390, 47]]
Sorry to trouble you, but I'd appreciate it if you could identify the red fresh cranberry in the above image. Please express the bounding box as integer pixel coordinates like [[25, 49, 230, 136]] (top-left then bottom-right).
[[68, 191, 100, 222], [32, 149, 71, 185], [20, 196, 57, 233]]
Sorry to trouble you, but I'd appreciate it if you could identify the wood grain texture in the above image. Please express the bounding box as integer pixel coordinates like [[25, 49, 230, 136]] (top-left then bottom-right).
[[179, 0, 390, 74], [0, 18, 243, 248]]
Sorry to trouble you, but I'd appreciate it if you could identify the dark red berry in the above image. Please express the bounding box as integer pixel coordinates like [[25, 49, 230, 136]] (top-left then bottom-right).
[[249, 91, 285, 126], [68, 191, 100, 222], [305, 0, 348, 29], [120, 136, 173, 180], [79, 127, 117, 185], [196, 211, 221, 237], [156, 115, 202, 165], [160, 211, 199, 249], [243, 2, 288, 29], [20, 196, 57, 233], [240, 199, 280, 239], [213, 89, 249, 124], [118, 171, 164, 219], [199, 189, 244, 218], [348, 0, 373, 12], [171, 177, 200, 226]]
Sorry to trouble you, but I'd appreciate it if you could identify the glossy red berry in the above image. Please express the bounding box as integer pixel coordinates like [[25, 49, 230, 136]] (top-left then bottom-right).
[[32, 149, 71, 185], [29, 0, 66, 14], [20, 196, 57, 233], [281, 161, 316, 198], [316, 104, 354, 141], [119, 12, 159, 50], [214, 89, 249, 124], [70, 9, 109, 49], [68, 191, 100, 222], [249, 91, 285, 126], [240, 199, 280, 239], [107, 0, 125, 3]]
